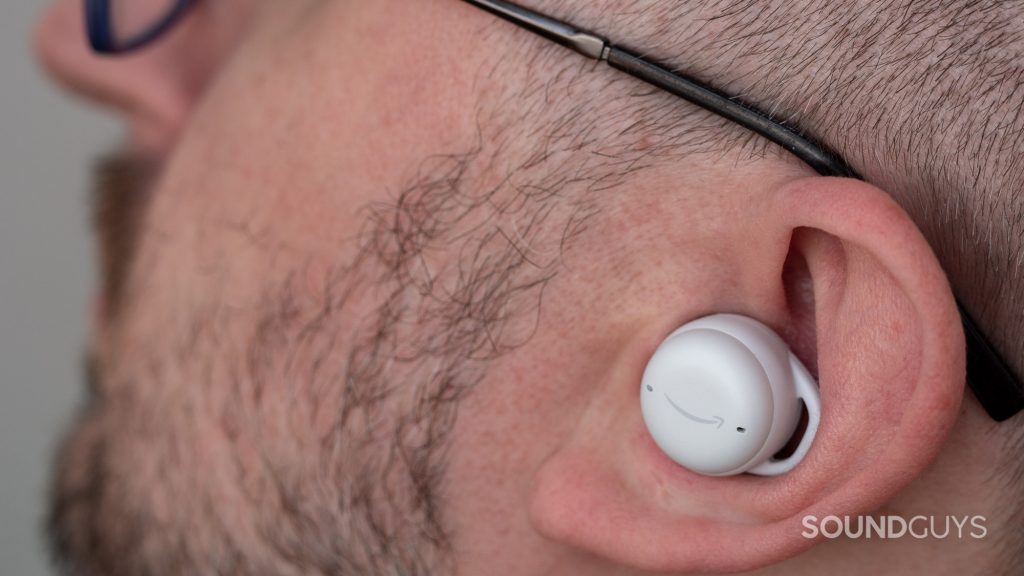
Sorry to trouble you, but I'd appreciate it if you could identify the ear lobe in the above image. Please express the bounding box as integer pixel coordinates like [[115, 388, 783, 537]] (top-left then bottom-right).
[[526, 177, 965, 573]]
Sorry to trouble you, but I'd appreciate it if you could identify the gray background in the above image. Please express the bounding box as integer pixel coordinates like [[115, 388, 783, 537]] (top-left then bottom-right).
[[1, 1, 119, 574]]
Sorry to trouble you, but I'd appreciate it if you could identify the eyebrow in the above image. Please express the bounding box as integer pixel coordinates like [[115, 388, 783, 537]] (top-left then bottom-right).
[[460, 0, 1024, 421]]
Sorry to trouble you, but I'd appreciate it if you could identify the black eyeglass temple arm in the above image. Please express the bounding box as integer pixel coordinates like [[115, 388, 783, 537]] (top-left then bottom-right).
[[960, 304, 1024, 420], [602, 48, 856, 178], [464, 0, 855, 178], [465, 0, 606, 58]]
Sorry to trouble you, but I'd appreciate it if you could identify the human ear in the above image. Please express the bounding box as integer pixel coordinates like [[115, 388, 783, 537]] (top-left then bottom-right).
[[527, 176, 966, 573]]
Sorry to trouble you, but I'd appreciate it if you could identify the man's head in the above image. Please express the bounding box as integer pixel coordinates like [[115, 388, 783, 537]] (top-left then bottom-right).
[[34, 0, 1024, 574]]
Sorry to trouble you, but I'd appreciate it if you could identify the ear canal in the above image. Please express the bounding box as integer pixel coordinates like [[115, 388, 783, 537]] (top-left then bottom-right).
[[640, 314, 820, 477]]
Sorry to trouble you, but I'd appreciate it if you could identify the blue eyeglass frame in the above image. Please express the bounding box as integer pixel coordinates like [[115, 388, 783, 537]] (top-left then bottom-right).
[[83, 0, 1024, 422], [85, 0, 195, 54]]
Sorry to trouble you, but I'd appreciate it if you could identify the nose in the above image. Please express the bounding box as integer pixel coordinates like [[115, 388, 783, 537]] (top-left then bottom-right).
[[33, 0, 206, 152]]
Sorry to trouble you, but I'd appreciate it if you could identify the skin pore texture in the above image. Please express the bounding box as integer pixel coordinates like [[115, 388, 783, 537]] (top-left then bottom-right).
[[34, 0, 1022, 575]]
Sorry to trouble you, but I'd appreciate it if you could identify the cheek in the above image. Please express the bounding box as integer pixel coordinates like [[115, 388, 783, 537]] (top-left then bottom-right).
[[125, 0, 480, 316], [117, 59, 377, 331], [443, 339, 592, 573], [441, 263, 645, 570], [439, 189, 751, 566]]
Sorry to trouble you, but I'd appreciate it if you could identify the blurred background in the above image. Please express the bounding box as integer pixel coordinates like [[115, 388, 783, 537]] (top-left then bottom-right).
[[1, 1, 119, 574]]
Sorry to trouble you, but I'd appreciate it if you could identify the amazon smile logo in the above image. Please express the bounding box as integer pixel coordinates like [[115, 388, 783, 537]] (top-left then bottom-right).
[[663, 393, 725, 428]]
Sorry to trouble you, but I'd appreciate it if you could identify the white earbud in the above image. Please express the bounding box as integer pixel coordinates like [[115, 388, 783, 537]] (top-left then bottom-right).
[[640, 314, 820, 476]]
